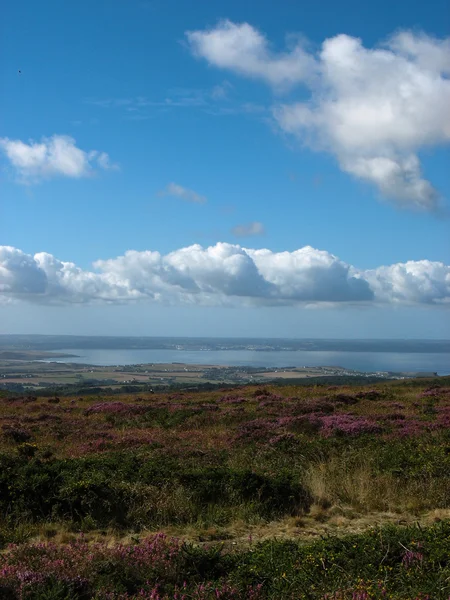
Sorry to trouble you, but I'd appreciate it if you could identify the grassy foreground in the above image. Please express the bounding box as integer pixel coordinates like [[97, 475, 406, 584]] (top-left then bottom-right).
[[0, 378, 449, 598]]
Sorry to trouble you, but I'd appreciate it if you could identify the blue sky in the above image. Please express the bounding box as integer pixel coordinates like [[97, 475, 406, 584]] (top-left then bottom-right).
[[0, 0, 449, 338]]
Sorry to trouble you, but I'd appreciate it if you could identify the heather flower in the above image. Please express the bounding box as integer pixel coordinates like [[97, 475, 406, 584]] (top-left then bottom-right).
[[401, 549, 424, 569], [319, 414, 381, 437], [219, 396, 246, 404], [354, 390, 383, 401], [293, 397, 337, 414], [419, 387, 450, 400], [378, 412, 405, 422], [85, 402, 148, 415], [2, 426, 31, 443], [236, 418, 277, 441]]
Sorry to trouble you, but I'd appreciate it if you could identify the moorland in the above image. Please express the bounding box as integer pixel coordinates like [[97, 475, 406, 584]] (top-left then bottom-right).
[[0, 377, 449, 599]]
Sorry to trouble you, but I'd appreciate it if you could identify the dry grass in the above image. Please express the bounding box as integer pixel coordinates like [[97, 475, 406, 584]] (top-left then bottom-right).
[[302, 454, 448, 514], [26, 507, 450, 552]]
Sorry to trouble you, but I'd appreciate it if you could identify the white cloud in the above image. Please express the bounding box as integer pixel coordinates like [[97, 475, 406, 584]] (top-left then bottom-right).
[[187, 22, 450, 210], [0, 135, 117, 183], [159, 182, 207, 204], [1, 244, 448, 307], [186, 20, 315, 89], [232, 222, 265, 237], [248, 247, 372, 302], [94, 151, 119, 171], [363, 260, 450, 305], [0, 247, 47, 294], [341, 155, 438, 211]]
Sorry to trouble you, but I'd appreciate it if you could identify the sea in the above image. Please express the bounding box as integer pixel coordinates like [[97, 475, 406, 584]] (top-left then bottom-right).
[[45, 348, 450, 376]]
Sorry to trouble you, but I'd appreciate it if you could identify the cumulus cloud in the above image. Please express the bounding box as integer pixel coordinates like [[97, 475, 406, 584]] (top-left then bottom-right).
[[159, 182, 207, 204], [232, 222, 265, 237], [1, 244, 448, 307], [363, 260, 450, 305], [247, 247, 372, 302], [0, 247, 47, 294], [0, 135, 117, 183], [187, 22, 450, 210], [187, 20, 315, 89]]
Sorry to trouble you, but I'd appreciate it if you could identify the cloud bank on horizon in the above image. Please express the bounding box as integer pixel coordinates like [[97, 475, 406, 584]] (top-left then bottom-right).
[[0, 135, 117, 183], [187, 22, 450, 211], [1, 244, 448, 307]]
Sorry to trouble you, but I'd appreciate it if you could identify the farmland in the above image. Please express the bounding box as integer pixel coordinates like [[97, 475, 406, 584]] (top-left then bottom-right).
[[0, 378, 449, 598], [0, 357, 403, 395]]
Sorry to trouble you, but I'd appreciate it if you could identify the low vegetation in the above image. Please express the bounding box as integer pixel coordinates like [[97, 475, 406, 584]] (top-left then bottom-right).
[[0, 378, 449, 598]]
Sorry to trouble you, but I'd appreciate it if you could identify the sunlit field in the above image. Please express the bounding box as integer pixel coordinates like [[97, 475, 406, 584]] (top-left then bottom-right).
[[1, 378, 449, 599]]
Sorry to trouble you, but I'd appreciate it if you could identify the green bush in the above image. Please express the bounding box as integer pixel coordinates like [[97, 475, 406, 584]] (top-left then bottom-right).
[[0, 453, 311, 528]]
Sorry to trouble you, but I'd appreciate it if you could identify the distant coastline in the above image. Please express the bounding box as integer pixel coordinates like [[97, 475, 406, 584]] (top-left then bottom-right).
[[1, 335, 449, 354], [0, 350, 78, 361]]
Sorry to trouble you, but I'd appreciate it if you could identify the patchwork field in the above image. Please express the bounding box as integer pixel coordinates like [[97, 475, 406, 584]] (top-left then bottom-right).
[[0, 378, 449, 598], [0, 355, 418, 395]]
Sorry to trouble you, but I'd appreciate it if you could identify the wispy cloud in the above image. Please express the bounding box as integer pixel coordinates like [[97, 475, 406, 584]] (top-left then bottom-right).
[[86, 89, 211, 112], [158, 182, 207, 204], [87, 98, 136, 109], [232, 221, 265, 237], [86, 83, 266, 120], [211, 80, 233, 100], [0, 135, 117, 184]]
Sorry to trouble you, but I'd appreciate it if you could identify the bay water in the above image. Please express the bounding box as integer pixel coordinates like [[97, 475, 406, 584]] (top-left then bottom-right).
[[46, 348, 450, 375]]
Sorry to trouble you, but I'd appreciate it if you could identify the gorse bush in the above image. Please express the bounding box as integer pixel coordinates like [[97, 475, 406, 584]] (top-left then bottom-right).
[[0, 453, 311, 529]]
